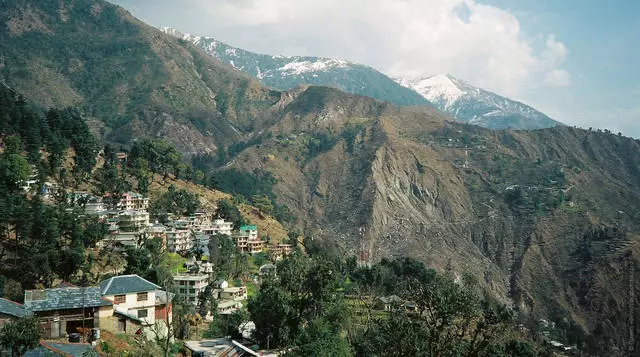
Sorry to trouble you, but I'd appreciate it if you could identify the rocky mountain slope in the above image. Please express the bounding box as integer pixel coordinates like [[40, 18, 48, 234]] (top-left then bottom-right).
[[397, 74, 563, 130], [162, 27, 432, 108], [0, 0, 284, 154], [223, 86, 640, 354], [2, 1, 638, 353]]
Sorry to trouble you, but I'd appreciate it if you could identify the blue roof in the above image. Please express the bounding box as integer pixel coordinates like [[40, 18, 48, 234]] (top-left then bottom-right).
[[100, 275, 161, 295], [24, 287, 112, 312], [0, 298, 31, 317]]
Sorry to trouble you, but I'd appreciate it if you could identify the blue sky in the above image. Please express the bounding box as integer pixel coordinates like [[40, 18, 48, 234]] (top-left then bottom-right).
[[480, 0, 640, 136], [111, 0, 639, 137]]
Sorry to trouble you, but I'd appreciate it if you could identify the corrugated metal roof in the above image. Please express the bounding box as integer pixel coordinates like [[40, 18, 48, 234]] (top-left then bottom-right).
[[24, 287, 112, 312], [99, 275, 161, 295]]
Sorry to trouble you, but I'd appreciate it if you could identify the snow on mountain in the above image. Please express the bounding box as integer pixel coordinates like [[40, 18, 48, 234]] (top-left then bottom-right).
[[160, 28, 431, 108], [278, 59, 350, 76], [397, 74, 563, 130]]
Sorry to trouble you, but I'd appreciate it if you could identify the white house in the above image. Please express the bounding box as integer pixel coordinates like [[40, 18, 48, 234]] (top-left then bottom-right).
[[98, 275, 173, 338]]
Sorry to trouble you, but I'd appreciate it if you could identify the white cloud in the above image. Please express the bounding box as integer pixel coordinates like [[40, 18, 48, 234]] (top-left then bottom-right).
[[545, 69, 572, 87], [175, 0, 571, 97]]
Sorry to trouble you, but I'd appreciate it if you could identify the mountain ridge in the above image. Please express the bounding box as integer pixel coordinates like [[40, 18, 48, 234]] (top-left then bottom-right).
[[161, 27, 433, 108], [397, 73, 563, 130]]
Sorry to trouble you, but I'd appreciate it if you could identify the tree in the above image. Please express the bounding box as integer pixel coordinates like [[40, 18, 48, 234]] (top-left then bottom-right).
[[248, 281, 295, 349], [149, 186, 199, 221], [2, 279, 23, 302], [0, 316, 43, 356], [251, 194, 274, 214], [208, 234, 238, 277], [215, 199, 246, 230]]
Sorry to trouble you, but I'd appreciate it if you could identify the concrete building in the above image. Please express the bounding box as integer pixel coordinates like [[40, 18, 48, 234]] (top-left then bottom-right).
[[208, 218, 233, 236], [117, 211, 149, 233], [166, 228, 192, 253], [173, 274, 209, 305], [117, 192, 149, 211], [219, 287, 247, 302], [146, 223, 167, 250], [238, 225, 258, 240]]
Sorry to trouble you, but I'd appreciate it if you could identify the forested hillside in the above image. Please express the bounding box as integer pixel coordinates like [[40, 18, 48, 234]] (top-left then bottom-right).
[[0, 0, 281, 154]]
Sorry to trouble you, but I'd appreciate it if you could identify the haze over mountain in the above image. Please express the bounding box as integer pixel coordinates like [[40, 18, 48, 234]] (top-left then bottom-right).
[[397, 74, 563, 130], [0, 1, 638, 354]]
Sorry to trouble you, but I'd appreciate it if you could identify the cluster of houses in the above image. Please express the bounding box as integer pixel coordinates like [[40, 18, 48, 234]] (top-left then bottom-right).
[[67, 191, 294, 259], [0, 274, 173, 341]]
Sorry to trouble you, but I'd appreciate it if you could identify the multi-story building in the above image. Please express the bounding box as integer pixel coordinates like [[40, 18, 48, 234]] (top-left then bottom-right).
[[117, 211, 149, 233], [209, 219, 233, 236], [15, 275, 172, 340], [166, 228, 192, 253], [117, 192, 149, 211], [23, 286, 113, 339], [269, 243, 294, 261], [173, 274, 209, 305], [247, 240, 264, 254], [146, 223, 167, 250], [193, 233, 210, 255], [234, 225, 263, 254], [238, 225, 258, 240], [219, 287, 247, 301]]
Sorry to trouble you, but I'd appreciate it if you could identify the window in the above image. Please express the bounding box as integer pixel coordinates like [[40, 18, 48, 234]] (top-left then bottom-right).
[[114, 295, 126, 304], [137, 292, 148, 301], [137, 309, 148, 318]]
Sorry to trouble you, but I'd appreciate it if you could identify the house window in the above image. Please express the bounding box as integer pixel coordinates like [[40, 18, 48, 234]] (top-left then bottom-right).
[[137, 292, 148, 301], [114, 295, 126, 304], [137, 309, 148, 318]]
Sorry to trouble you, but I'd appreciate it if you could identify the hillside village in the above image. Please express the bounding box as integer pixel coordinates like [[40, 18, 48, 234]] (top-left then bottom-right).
[[0, 182, 296, 355]]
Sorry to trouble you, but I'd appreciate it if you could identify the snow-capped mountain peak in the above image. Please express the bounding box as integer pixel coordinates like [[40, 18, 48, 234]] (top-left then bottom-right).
[[400, 74, 466, 109], [396, 74, 562, 130]]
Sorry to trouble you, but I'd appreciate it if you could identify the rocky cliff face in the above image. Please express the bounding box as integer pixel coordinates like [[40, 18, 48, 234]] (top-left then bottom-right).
[[226, 86, 640, 354]]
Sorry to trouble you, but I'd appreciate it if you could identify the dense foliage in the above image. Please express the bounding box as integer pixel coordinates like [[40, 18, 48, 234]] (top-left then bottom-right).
[[0, 85, 105, 293], [0, 316, 43, 356], [244, 252, 545, 357]]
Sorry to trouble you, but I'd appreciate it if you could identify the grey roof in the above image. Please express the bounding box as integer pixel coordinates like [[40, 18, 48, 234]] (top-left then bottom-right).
[[24, 287, 112, 312], [25, 342, 93, 357], [100, 274, 161, 295], [155, 290, 175, 305], [0, 298, 31, 317]]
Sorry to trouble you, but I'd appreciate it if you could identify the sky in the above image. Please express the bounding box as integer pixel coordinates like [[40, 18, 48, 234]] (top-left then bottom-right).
[[111, 0, 640, 137]]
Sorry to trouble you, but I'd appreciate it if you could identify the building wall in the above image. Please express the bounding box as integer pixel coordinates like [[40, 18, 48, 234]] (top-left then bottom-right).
[[103, 291, 157, 325]]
